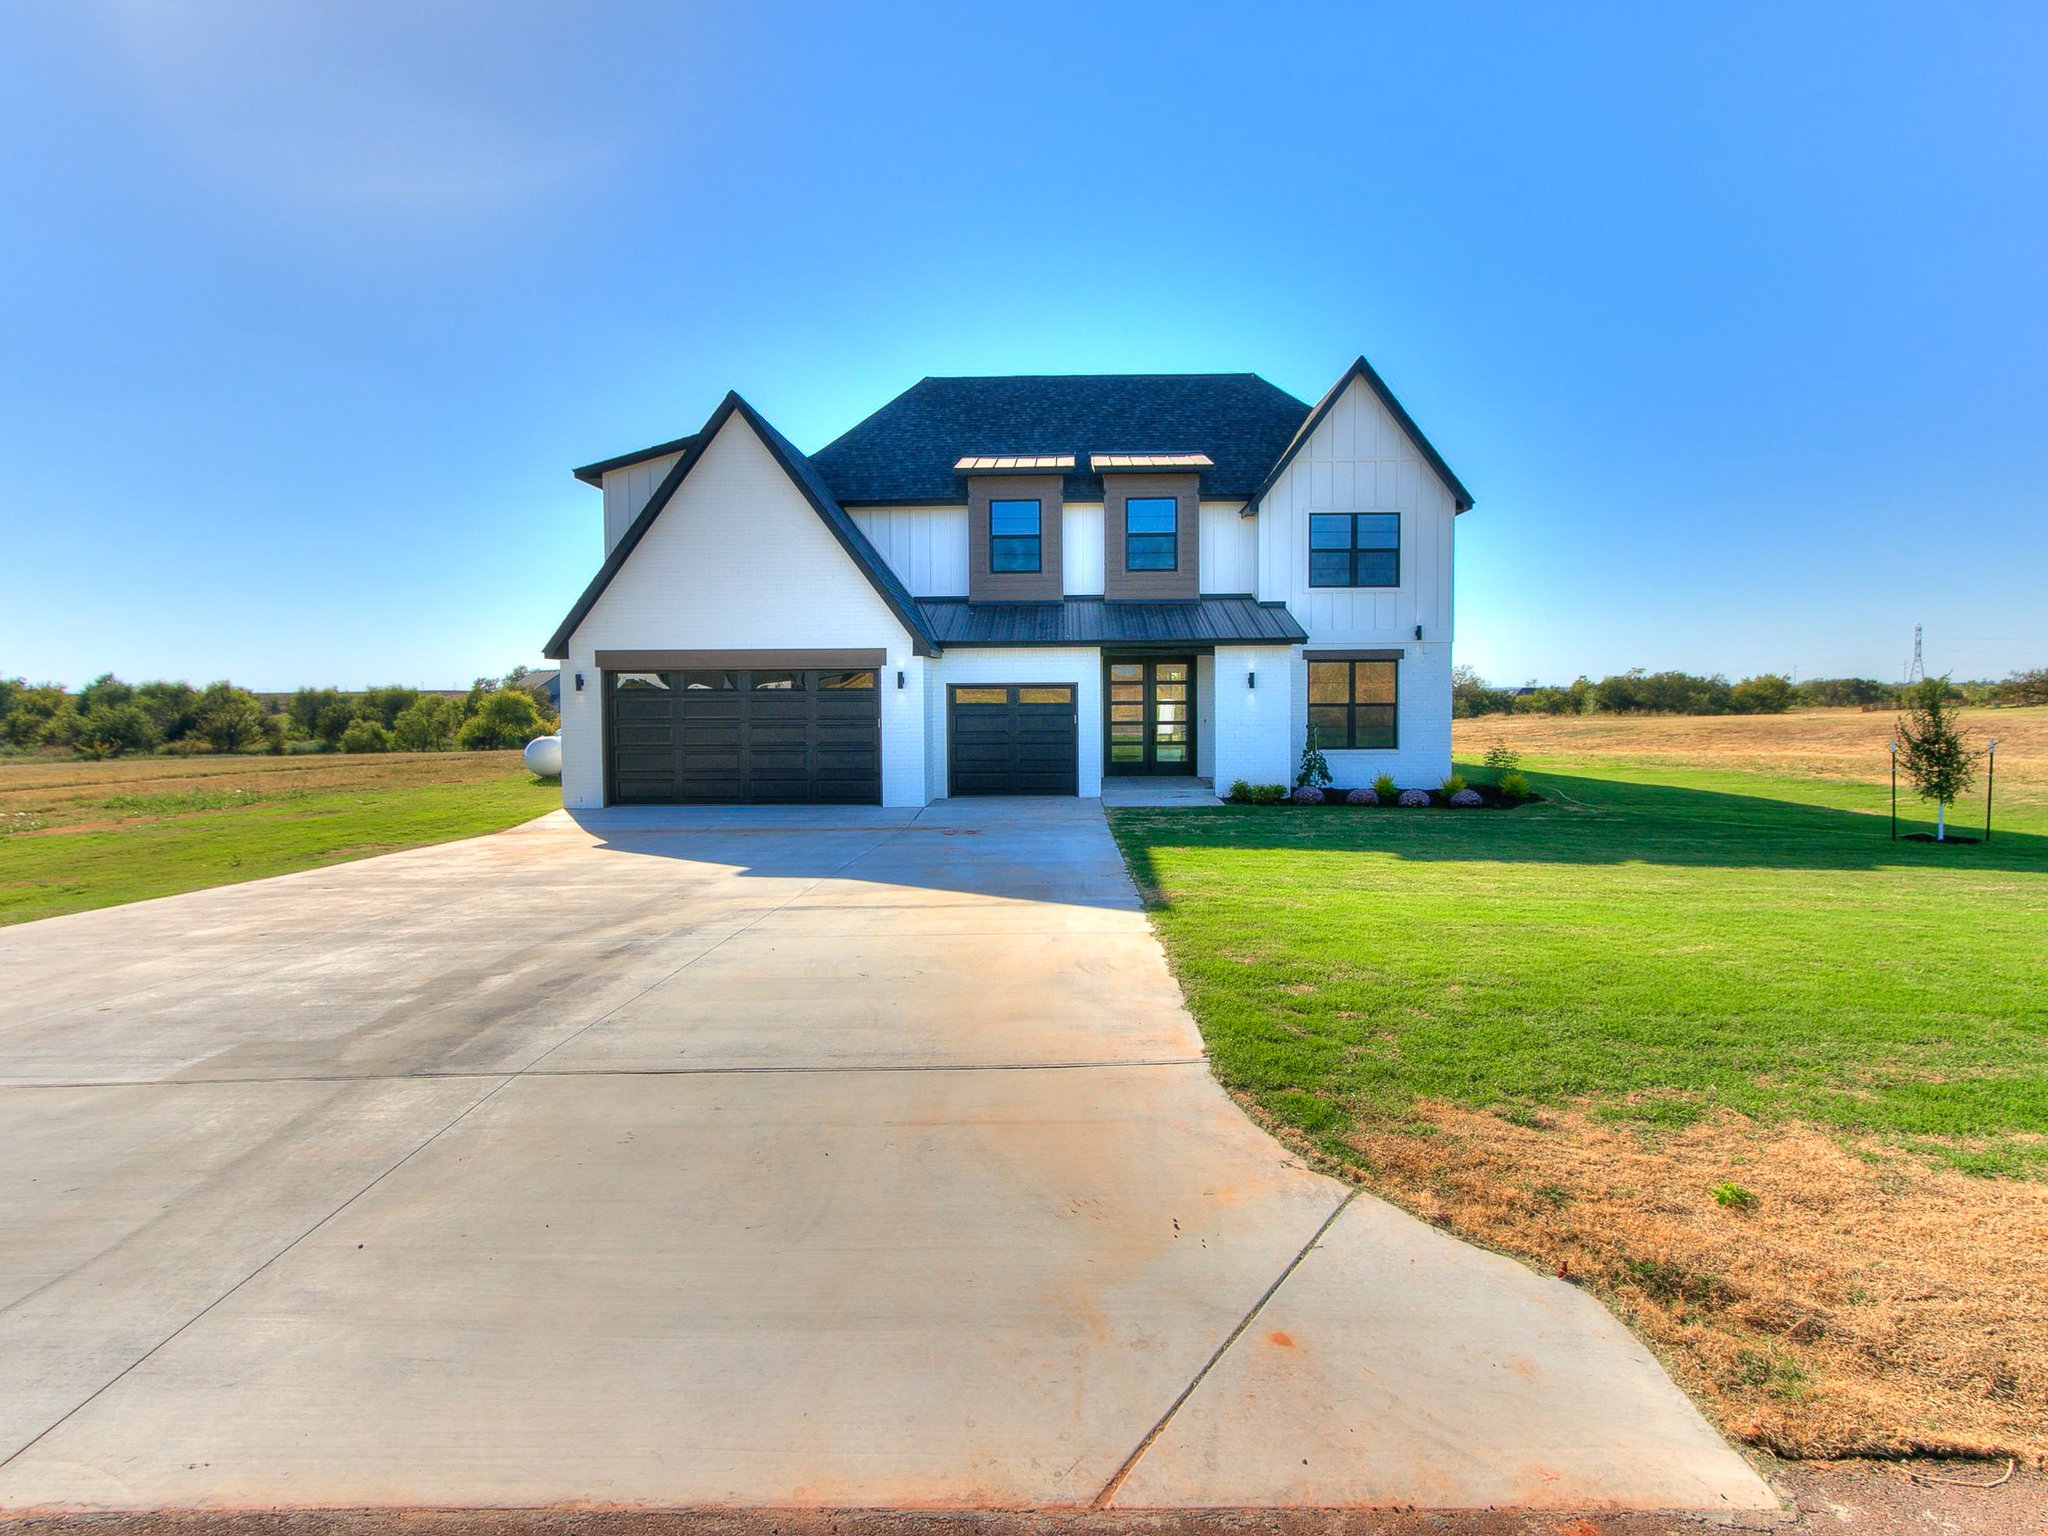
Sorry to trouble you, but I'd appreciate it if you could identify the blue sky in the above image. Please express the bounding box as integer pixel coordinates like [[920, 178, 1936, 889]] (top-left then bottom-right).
[[3, 1, 2044, 690]]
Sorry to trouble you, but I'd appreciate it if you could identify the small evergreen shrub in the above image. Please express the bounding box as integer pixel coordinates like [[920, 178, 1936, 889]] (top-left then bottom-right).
[[1372, 772, 1398, 799], [1248, 783, 1287, 804], [1228, 779, 1252, 802], [1499, 769, 1529, 799], [1345, 787, 1378, 805], [1441, 772, 1468, 796], [1295, 723, 1333, 789], [1290, 785, 1325, 804], [1449, 788, 1483, 807], [1483, 741, 1522, 773], [1397, 788, 1431, 807]]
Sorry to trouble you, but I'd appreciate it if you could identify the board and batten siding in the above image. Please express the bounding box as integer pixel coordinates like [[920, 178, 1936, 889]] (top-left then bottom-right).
[[559, 414, 927, 809], [850, 506, 969, 598], [1062, 504, 1105, 595], [601, 453, 685, 556], [1254, 374, 1456, 639], [1198, 502, 1257, 594], [1254, 372, 1460, 787]]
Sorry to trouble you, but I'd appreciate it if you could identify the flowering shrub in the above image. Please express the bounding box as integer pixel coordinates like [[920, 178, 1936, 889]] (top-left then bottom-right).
[[1449, 788, 1484, 807], [1290, 785, 1326, 804], [1345, 787, 1378, 805], [1397, 788, 1431, 807]]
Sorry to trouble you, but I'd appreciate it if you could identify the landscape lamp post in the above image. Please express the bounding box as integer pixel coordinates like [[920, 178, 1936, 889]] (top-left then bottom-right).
[[1986, 739, 1997, 842], [1888, 739, 1898, 841]]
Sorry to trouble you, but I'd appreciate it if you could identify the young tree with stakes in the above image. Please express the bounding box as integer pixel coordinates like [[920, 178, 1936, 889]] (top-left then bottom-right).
[[1296, 721, 1333, 790], [1895, 676, 1978, 841]]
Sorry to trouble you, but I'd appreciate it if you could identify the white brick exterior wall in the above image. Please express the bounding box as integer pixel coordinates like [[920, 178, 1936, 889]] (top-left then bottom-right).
[[557, 414, 927, 809], [1290, 639, 1454, 791], [1209, 646, 1299, 790]]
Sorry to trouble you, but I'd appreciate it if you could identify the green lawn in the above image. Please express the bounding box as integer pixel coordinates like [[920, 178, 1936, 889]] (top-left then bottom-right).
[[0, 754, 559, 926], [1109, 758, 2048, 1177]]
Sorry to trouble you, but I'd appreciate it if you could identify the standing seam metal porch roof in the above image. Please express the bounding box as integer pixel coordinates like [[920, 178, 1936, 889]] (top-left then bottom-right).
[[914, 597, 1308, 648]]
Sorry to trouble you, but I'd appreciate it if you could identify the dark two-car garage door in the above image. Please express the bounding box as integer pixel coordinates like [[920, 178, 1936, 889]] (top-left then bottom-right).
[[608, 667, 881, 804], [947, 684, 1078, 795]]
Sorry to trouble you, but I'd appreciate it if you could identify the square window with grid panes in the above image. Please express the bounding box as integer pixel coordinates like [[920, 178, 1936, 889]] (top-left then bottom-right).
[[1308, 513, 1399, 587], [1308, 659, 1397, 749], [1124, 497, 1177, 571]]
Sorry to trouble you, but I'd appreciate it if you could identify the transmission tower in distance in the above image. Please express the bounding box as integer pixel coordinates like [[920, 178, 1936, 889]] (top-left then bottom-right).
[[1905, 624, 1925, 684]]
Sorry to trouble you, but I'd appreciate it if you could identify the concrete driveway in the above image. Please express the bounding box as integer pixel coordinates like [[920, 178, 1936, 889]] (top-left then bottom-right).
[[0, 800, 1772, 1515]]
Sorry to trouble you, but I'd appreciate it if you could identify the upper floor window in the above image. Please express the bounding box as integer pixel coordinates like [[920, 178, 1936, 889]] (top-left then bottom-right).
[[1309, 513, 1399, 587], [1125, 496, 1178, 570], [989, 499, 1042, 572]]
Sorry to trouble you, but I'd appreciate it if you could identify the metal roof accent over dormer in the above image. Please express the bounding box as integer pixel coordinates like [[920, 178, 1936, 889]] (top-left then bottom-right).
[[1088, 453, 1213, 472], [952, 454, 1076, 474]]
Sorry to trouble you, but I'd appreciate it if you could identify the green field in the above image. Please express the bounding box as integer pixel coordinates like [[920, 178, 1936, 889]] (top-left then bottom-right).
[[1111, 754, 2048, 1175], [0, 752, 560, 926]]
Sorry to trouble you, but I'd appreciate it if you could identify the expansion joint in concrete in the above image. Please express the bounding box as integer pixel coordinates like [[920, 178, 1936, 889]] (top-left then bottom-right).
[[1089, 1190, 1357, 1509]]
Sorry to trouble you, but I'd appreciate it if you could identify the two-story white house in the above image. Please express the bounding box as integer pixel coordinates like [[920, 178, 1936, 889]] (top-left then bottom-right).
[[545, 359, 1473, 807]]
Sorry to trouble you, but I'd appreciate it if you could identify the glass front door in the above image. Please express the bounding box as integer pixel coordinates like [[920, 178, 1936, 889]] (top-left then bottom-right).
[[1105, 658, 1195, 776]]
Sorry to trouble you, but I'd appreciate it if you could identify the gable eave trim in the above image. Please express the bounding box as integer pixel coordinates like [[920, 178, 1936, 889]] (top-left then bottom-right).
[[543, 393, 939, 660], [1241, 356, 1475, 517]]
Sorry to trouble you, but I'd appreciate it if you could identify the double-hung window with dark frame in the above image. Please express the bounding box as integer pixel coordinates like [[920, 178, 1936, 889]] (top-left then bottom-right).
[[1309, 513, 1400, 587], [1124, 496, 1178, 571], [1308, 659, 1398, 750], [988, 499, 1042, 573]]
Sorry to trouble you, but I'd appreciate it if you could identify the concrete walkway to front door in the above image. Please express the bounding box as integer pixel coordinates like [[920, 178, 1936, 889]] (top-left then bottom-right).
[[0, 797, 1772, 1515]]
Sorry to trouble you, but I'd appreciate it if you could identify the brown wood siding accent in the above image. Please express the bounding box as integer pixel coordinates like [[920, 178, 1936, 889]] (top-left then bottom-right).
[[596, 648, 887, 670], [967, 474, 1064, 602], [1103, 473, 1199, 601], [1302, 648, 1406, 661]]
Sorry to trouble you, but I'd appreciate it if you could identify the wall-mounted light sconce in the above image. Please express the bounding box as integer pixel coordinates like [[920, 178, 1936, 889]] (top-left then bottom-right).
[[1246, 671, 1256, 690], [1414, 623, 1423, 641], [574, 672, 585, 692], [896, 670, 905, 690]]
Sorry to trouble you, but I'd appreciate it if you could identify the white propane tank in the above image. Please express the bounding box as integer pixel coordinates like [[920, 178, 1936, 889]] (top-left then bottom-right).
[[523, 735, 562, 777]]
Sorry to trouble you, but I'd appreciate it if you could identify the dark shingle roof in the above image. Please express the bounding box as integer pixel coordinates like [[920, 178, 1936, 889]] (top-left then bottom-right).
[[810, 374, 1314, 504], [915, 597, 1307, 648]]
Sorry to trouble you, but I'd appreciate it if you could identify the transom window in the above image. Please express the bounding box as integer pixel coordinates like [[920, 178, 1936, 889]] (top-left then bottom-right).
[[1308, 660, 1398, 749], [1309, 513, 1400, 587], [988, 499, 1042, 573], [1124, 496, 1178, 571]]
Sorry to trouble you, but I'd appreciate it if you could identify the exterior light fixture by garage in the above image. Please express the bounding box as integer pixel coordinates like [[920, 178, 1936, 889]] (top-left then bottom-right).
[[1246, 670, 1256, 689], [1414, 623, 1423, 640], [897, 671, 905, 690], [575, 672, 585, 691]]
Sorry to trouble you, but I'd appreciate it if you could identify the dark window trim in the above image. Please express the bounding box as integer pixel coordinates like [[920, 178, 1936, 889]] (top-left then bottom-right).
[[987, 497, 1043, 574], [1307, 658, 1399, 750], [1124, 495, 1179, 573], [1307, 512, 1401, 588]]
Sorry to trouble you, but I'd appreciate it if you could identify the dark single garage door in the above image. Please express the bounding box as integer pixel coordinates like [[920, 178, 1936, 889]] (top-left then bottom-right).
[[608, 667, 881, 804], [947, 684, 1079, 796]]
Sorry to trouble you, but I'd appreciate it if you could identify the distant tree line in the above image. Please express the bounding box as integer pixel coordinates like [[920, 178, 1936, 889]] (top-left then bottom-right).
[[1452, 665, 2048, 718], [0, 668, 557, 760]]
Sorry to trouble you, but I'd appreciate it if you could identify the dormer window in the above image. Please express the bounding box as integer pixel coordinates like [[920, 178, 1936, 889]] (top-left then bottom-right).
[[988, 499, 1042, 573], [1124, 497, 1178, 571]]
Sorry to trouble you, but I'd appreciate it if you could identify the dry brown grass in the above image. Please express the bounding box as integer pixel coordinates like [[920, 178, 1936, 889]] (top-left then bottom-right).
[[0, 750, 527, 828], [1260, 1101, 2048, 1463], [1455, 705, 2048, 812]]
